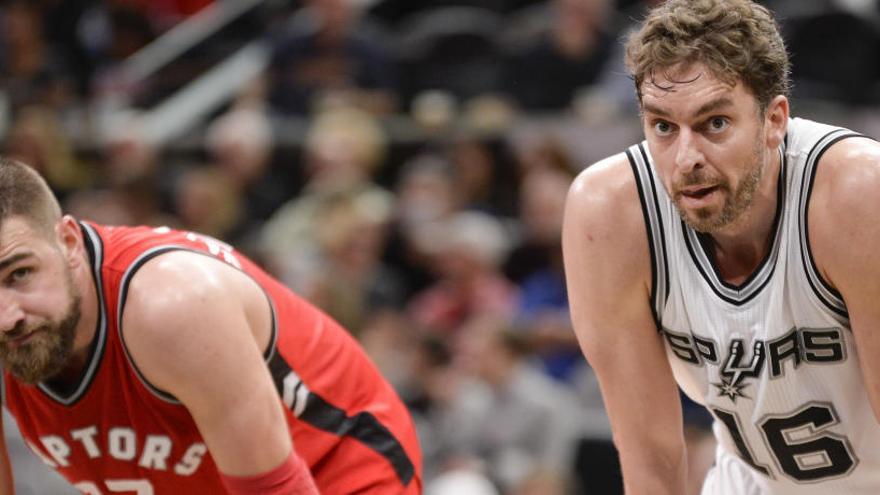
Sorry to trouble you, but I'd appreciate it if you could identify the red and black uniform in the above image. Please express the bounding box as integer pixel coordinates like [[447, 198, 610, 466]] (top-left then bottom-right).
[[4, 222, 422, 494]]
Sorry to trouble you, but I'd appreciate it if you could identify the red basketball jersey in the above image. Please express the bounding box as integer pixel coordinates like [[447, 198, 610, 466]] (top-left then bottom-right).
[[3, 222, 422, 494]]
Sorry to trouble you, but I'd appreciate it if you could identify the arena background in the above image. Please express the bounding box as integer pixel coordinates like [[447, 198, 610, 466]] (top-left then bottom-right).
[[2, 0, 878, 493]]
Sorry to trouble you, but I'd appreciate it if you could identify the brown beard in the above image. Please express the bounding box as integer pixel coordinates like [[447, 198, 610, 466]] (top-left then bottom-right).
[[0, 280, 81, 384], [674, 135, 765, 233]]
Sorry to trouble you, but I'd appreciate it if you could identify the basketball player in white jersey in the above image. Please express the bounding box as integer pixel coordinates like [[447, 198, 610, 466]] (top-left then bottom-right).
[[562, 0, 880, 493]]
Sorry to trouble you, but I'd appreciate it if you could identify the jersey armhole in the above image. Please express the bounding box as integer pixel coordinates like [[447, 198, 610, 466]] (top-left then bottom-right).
[[800, 131, 876, 319], [117, 246, 279, 404], [627, 143, 670, 329]]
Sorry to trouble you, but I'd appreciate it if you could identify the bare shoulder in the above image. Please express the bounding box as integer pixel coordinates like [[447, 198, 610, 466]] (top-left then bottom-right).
[[813, 136, 880, 199], [120, 250, 266, 394], [563, 152, 661, 373], [564, 152, 651, 280], [122, 250, 247, 331], [809, 136, 880, 286], [810, 137, 880, 233]]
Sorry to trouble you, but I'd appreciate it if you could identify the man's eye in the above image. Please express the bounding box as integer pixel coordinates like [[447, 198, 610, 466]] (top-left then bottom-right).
[[9, 268, 31, 283], [654, 121, 674, 135], [708, 117, 729, 132]]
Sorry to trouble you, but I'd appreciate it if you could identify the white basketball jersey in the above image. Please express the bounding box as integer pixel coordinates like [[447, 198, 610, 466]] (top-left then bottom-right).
[[628, 117, 880, 494]]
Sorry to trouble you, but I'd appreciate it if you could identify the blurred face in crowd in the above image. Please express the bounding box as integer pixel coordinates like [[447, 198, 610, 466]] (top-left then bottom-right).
[[396, 159, 455, 226], [0, 217, 81, 384], [309, 0, 357, 40], [2, 3, 40, 49], [519, 169, 570, 244]]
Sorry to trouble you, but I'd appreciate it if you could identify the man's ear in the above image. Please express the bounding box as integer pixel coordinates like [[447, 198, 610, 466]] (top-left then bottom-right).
[[764, 95, 789, 150], [56, 215, 84, 269]]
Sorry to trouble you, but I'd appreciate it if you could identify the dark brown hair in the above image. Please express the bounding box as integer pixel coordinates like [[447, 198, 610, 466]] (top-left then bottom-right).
[[625, 0, 790, 111]]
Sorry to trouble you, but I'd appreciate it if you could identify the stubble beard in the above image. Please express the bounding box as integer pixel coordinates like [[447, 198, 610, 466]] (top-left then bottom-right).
[[675, 138, 766, 234], [0, 276, 81, 385]]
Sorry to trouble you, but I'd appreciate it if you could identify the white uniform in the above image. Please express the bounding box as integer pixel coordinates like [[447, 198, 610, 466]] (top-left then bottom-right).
[[628, 117, 880, 494]]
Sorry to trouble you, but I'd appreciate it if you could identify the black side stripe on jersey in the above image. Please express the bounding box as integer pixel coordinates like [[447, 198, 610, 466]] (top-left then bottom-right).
[[37, 222, 109, 406], [681, 146, 787, 305], [639, 144, 671, 316], [798, 131, 873, 318], [117, 246, 279, 405], [627, 143, 670, 325], [267, 352, 417, 486]]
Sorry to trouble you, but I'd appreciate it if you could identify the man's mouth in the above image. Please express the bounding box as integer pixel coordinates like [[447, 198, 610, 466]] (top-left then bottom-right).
[[5, 330, 41, 348], [680, 185, 719, 199]]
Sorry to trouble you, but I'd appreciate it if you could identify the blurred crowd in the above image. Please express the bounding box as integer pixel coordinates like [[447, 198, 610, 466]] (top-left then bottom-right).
[[2, 0, 880, 494]]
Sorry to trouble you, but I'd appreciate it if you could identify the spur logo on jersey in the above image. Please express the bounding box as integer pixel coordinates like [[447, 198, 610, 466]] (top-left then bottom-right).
[[662, 326, 846, 402], [714, 339, 764, 402]]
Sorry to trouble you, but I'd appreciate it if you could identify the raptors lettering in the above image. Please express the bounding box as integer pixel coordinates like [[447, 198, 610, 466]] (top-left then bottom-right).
[[26, 427, 206, 475]]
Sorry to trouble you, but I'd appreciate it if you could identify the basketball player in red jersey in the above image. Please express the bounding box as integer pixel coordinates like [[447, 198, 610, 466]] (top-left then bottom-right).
[[0, 158, 422, 494]]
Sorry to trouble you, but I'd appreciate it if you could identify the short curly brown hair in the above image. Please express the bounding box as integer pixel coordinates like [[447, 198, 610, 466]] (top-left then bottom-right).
[[625, 0, 790, 112]]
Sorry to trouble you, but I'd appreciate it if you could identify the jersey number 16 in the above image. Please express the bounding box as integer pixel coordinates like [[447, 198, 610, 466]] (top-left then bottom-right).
[[710, 401, 857, 482]]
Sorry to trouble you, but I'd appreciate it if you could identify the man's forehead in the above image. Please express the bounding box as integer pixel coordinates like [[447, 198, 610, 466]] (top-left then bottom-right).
[[639, 65, 748, 116], [0, 217, 45, 250], [642, 64, 735, 99]]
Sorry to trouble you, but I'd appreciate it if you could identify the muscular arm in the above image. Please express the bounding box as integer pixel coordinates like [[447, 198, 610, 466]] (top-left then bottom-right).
[[810, 137, 880, 422], [120, 251, 304, 480], [562, 155, 687, 493]]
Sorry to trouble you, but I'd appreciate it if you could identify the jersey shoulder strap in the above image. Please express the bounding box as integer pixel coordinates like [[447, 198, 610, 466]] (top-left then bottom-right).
[[626, 142, 669, 325]]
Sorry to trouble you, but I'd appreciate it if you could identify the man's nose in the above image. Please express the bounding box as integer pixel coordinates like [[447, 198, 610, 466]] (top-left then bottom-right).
[[674, 129, 705, 173], [0, 295, 26, 335]]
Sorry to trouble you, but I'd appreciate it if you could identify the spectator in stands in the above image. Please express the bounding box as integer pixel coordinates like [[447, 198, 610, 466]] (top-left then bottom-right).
[[504, 140, 576, 284], [65, 112, 176, 229], [453, 315, 582, 493], [267, 0, 398, 115], [4, 105, 94, 202], [400, 335, 472, 481], [100, 112, 160, 188], [408, 211, 518, 336], [507, 168, 582, 382], [172, 166, 243, 240], [304, 188, 403, 335], [502, 0, 615, 110], [259, 107, 393, 292], [448, 137, 517, 216], [203, 102, 290, 248], [382, 152, 459, 301], [0, 1, 74, 111]]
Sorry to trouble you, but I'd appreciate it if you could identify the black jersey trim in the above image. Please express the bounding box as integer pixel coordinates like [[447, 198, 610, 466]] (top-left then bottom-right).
[[681, 146, 787, 305], [640, 144, 671, 313], [627, 148, 660, 325], [117, 246, 279, 405], [37, 222, 109, 406], [627, 143, 670, 326], [798, 131, 871, 318], [267, 352, 417, 486]]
